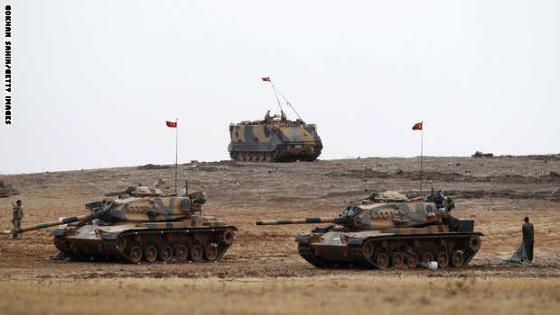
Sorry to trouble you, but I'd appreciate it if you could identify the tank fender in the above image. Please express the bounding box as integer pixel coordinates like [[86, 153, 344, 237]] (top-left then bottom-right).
[[100, 232, 119, 240], [346, 237, 369, 246], [346, 235, 394, 246]]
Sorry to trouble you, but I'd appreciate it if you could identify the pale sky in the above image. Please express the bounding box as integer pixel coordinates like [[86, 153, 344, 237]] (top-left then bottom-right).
[[1, 0, 559, 174]]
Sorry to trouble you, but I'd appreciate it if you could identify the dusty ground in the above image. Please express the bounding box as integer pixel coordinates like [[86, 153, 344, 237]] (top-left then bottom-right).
[[0, 156, 559, 315]]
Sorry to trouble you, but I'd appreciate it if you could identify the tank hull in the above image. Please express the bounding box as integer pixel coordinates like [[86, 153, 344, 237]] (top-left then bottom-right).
[[53, 223, 237, 263], [296, 229, 483, 269]]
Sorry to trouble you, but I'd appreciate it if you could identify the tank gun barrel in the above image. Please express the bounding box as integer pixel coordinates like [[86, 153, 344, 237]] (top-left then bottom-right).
[[3, 214, 89, 235], [256, 217, 335, 225]]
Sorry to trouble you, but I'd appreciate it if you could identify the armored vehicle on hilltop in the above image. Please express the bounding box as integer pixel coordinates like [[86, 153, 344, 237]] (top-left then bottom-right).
[[229, 77, 322, 162], [4, 185, 237, 263], [256, 192, 482, 269], [229, 110, 322, 162]]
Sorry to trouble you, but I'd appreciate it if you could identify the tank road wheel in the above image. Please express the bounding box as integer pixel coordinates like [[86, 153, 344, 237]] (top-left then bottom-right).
[[437, 252, 449, 268], [204, 243, 219, 262], [468, 236, 482, 252], [223, 230, 235, 245], [421, 252, 434, 264], [159, 245, 173, 262], [391, 252, 405, 268], [450, 251, 465, 268], [362, 240, 375, 260], [375, 253, 390, 269], [143, 245, 158, 262], [116, 237, 127, 253], [406, 252, 419, 269], [189, 244, 204, 262], [128, 245, 143, 263], [174, 244, 188, 261]]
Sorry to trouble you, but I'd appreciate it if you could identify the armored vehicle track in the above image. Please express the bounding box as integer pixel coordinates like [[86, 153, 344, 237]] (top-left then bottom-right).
[[54, 226, 236, 263]]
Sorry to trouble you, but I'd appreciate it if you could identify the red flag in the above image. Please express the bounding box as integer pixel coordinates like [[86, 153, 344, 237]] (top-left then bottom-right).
[[261, 77, 271, 82], [166, 121, 177, 128], [412, 122, 423, 130]]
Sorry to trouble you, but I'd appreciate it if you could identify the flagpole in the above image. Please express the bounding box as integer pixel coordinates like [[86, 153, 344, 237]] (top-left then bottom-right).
[[270, 83, 284, 113], [420, 122, 424, 194], [175, 118, 178, 195]]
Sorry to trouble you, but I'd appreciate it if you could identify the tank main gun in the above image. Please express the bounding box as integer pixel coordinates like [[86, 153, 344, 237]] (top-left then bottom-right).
[[3, 214, 90, 236], [256, 217, 336, 225]]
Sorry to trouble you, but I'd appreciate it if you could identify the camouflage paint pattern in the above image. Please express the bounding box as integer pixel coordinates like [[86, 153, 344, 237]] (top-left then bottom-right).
[[256, 194, 483, 269], [228, 113, 322, 162], [7, 187, 236, 264]]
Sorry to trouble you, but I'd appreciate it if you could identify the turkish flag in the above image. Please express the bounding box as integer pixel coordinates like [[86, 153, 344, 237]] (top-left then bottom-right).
[[261, 77, 271, 82], [412, 122, 423, 130], [166, 121, 177, 128]]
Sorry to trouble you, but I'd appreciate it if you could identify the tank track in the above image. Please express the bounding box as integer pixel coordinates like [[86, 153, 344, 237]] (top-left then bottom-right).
[[298, 244, 330, 268], [54, 226, 236, 264], [297, 232, 482, 269], [230, 151, 277, 162], [230, 150, 321, 162]]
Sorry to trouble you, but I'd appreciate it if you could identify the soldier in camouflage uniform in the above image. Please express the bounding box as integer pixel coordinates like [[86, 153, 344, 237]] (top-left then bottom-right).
[[11, 200, 23, 239]]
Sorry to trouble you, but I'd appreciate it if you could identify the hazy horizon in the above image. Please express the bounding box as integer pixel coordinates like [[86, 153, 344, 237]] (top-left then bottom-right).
[[1, 0, 559, 174]]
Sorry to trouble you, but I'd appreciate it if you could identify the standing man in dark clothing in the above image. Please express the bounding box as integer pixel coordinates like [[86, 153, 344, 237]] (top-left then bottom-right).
[[522, 217, 534, 262], [11, 200, 23, 239]]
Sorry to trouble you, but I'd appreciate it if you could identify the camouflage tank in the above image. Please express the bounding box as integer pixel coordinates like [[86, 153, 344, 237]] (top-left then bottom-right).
[[4, 185, 237, 263], [256, 192, 482, 269], [228, 110, 322, 162]]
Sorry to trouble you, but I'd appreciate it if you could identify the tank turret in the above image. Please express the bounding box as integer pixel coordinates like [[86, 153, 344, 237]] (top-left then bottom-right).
[[256, 192, 482, 269], [104, 185, 167, 198]]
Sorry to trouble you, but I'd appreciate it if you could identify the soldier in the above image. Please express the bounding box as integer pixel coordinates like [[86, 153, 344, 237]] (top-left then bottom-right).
[[264, 110, 272, 122], [11, 200, 23, 239], [522, 217, 534, 262], [153, 178, 164, 188]]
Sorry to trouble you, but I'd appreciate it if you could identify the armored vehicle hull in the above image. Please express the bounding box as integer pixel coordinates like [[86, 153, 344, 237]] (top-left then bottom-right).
[[53, 221, 236, 263], [296, 226, 482, 269], [229, 112, 322, 162], [257, 192, 483, 269]]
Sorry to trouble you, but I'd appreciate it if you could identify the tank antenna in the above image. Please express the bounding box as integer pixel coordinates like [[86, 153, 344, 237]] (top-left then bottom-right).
[[262, 76, 284, 114], [272, 84, 303, 121]]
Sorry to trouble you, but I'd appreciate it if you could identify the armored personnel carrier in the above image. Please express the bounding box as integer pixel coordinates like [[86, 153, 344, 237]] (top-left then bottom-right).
[[256, 192, 482, 269], [228, 110, 322, 162], [4, 185, 237, 263], [229, 77, 322, 162]]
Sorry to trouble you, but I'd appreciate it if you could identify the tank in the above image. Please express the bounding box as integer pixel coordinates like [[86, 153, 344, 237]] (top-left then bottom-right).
[[256, 192, 482, 269], [4, 186, 237, 263], [228, 110, 322, 162]]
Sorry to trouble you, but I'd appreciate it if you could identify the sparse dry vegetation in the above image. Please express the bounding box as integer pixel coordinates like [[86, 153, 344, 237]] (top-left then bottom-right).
[[1, 156, 559, 314]]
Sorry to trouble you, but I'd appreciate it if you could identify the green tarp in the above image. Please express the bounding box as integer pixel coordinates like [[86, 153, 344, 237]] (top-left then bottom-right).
[[502, 241, 532, 265]]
